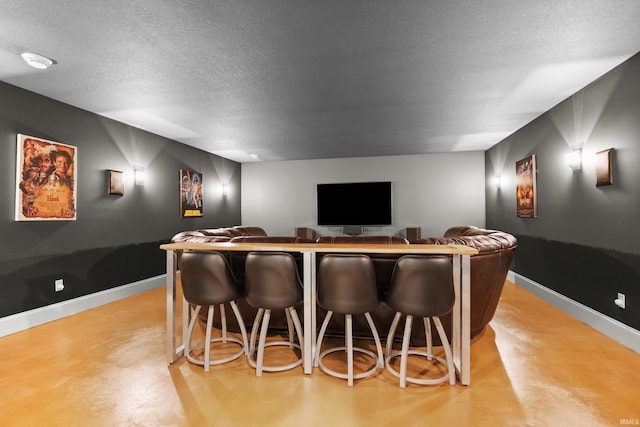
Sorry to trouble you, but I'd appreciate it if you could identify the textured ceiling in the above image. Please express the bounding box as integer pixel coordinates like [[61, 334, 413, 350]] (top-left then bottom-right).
[[1, 1, 639, 162]]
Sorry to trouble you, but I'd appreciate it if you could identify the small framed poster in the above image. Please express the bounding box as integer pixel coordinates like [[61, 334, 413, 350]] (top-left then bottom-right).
[[516, 154, 537, 218], [595, 148, 613, 187], [107, 170, 124, 196], [15, 134, 77, 221], [180, 169, 203, 217]]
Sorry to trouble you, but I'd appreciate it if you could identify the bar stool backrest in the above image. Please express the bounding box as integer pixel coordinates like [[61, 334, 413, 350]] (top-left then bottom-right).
[[318, 254, 378, 315], [386, 255, 454, 318], [179, 251, 243, 306], [245, 252, 303, 310]]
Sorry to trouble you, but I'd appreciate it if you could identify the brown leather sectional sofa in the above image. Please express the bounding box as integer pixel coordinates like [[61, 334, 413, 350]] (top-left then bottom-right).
[[171, 225, 517, 345]]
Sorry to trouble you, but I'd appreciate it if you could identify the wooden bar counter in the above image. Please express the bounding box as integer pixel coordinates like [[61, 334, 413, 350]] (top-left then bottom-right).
[[160, 241, 478, 385]]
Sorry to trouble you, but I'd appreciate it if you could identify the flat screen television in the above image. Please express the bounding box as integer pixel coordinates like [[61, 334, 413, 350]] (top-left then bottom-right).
[[317, 181, 392, 226]]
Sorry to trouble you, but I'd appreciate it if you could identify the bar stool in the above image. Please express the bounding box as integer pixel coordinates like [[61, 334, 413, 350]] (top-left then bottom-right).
[[179, 251, 249, 372], [385, 255, 456, 387], [244, 252, 304, 376], [315, 254, 384, 386]]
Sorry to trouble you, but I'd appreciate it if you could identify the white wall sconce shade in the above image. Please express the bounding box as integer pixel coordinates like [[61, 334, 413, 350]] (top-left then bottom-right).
[[565, 148, 582, 170], [21, 52, 54, 70], [134, 168, 145, 186], [222, 184, 230, 196], [491, 174, 502, 189]]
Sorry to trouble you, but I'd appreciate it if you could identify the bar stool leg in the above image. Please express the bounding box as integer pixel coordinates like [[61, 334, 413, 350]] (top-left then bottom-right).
[[287, 307, 305, 361], [184, 304, 201, 365], [317, 310, 382, 386], [249, 308, 265, 357], [433, 316, 456, 385], [424, 317, 433, 360], [219, 304, 227, 343], [385, 312, 402, 360], [285, 309, 295, 348], [204, 305, 215, 372], [400, 314, 414, 389], [229, 301, 249, 356], [256, 309, 272, 377], [364, 312, 384, 369], [315, 311, 333, 367], [346, 314, 354, 387]]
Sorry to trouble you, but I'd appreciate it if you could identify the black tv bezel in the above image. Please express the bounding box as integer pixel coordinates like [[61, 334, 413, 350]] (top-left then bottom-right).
[[316, 181, 392, 226]]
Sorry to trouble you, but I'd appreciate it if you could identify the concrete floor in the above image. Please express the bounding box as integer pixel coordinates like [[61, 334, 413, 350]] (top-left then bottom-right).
[[0, 281, 638, 426]]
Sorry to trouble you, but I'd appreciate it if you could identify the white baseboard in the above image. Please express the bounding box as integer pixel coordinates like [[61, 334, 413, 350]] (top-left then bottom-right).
[[509, 271, 640, 353], [0, 275, 166, 338]]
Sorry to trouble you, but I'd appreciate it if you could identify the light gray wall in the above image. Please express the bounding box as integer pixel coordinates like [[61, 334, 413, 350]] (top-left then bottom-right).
[[241, 152, 485, 237]]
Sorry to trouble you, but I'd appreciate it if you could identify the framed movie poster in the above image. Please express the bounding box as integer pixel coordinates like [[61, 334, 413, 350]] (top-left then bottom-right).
[[516, 154, 537, 218], [15, 134, 77, 221], [180, 169, 203, 217]]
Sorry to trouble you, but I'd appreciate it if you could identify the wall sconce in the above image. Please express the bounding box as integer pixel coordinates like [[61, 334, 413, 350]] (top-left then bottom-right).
[[565, 148, 582, 170], [134, 167, 145, 186], [491, 174, 502, 189], [222, 184, 230, 196]]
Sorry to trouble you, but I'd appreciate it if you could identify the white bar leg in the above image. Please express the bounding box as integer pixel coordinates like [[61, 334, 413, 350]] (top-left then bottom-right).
[[256, 309, 272, 377], [424, 317, 433, 360], [364, 312, 384, 369], [400, 315, 413, 389], [452, 254, 462, 381], [250, 308, 264, 357], [346, 314, 353, 387], [433, 316, 456, 385], [302, 251, 316, 374], [288, 307, 305, 354], [166, 249, 183, 364], [386, 312, 402, 360], [220, 304, 227, 343], [204, 306, 214, 372], [285, 308, 294, 348], [315, 311, 333, 367], [230, 301, 249, 356], [461, 254, 471, 385]]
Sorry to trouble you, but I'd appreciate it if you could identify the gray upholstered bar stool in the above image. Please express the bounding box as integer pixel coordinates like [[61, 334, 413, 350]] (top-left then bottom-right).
[[244, 251, 304, 376], [385, 255, 456, 388], [315, 254, 384, 386], [179, 251, 249, 372]]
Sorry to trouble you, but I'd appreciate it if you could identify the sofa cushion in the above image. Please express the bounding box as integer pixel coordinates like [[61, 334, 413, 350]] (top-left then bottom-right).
[[316, 235, 409, 244], [232, 226, 268, 237]]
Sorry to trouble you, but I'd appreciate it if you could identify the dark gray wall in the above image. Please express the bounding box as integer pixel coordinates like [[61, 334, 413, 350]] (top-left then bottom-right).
[[0, 81, 241, 317], [485, 52, 640, 331]]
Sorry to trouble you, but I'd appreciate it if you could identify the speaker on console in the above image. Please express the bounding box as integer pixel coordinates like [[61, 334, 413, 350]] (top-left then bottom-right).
[[296, 227, 318, 240], [405, 227, 421, 243]]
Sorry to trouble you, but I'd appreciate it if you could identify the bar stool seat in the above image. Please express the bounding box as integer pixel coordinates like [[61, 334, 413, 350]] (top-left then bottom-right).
[[179, 251, 248, 372], [315, 254, 384, 386], [385, 255, 456, 387], [244, 251, 304, 376]]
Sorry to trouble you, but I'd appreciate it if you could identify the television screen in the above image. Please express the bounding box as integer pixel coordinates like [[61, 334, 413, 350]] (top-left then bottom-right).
[[317, 181, 392, 226]]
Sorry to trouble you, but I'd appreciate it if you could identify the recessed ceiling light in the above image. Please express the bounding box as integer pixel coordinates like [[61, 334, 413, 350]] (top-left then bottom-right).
[[21, 52, 54, 70], [250, 153, 261, 159]]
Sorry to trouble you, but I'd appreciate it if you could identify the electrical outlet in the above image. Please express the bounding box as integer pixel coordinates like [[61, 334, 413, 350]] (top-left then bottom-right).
[[614, 292, 625, 309], [54, 278, 64, 292]]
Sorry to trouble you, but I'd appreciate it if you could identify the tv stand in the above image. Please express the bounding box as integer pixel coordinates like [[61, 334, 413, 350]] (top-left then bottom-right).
[[342, 226, 363, 236]]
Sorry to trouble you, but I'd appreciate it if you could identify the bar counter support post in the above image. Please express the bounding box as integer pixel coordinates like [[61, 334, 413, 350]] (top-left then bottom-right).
[[166, 249, 184, 364], [461, 253, 471, 385], [451, 253, 471, 385], [166, 250, 185, 364], [302, 251, 317, 374]]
